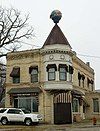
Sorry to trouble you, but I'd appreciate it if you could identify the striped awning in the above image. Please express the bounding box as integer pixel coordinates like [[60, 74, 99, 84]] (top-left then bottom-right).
[[72, 90, 84, 96]]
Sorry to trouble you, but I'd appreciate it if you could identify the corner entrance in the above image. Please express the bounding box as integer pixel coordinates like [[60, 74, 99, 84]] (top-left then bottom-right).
[[54, 92, 72, 124]]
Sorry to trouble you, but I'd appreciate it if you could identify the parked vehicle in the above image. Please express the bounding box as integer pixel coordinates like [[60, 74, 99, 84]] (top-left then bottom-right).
[[0, 108, 42, 126]]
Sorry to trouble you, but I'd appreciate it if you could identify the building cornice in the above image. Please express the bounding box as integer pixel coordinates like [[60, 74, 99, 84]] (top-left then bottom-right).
[[7, 49, 40, 61], [40, 48, 74, 57], [72, 55, 94, 74]]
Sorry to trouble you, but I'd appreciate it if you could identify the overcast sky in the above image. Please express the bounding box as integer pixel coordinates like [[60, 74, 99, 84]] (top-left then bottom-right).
[[1, 0, 100, 90]]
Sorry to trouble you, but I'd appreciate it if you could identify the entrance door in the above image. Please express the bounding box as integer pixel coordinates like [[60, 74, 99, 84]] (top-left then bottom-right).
[[54, 92, 72, 124], [54, 103, 72, 124]]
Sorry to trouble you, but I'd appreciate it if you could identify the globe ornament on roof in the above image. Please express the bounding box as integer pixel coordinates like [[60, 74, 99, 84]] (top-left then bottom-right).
[[50, 10, 62, 24]]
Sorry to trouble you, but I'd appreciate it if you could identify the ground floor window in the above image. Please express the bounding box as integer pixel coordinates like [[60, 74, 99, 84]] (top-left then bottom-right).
[[93, 98, 99, 112], [14, 96, 38, 112], [72, 98, 79, 112]]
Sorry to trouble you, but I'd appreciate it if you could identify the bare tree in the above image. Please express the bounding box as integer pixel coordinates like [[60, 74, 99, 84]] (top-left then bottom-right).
[[0, 7, 34, 57]]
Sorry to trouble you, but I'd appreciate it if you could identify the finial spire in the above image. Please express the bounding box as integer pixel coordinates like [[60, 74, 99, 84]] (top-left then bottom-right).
[[50, 10, 62, 24]]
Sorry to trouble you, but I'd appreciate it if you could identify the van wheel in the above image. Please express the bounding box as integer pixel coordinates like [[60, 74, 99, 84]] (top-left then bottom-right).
[[1, 118, 8, 125], [25, 118, 32, 126]]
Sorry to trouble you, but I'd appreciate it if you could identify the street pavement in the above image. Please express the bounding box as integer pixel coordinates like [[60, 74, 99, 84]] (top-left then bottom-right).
[[0, 120, 100, 131]]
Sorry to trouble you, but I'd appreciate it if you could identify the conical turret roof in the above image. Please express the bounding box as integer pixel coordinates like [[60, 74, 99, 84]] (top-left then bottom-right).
[[43, 24, 71, 48]]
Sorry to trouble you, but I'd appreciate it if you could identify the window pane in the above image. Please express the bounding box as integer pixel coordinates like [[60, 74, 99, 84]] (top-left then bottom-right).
[[59, 68, 66, 81], [31, 69, 38, 74], [13, 77, 20, 83], [93, 99, 99, 112], [60, 68, 66, 72], [48, 68, 55, 81], [31, 74, 38, 82], [48, 72, 55, 80], [59, 72, 66, 80], [69, 74, 72, 82], [32, 97, 38, 112], [0, 109, 6, 113], [19, 98, 31, 112], [7, 109, 15, 114], [14, 109, 21, 114], [14, 97, 39, 113], [31, 69, 38, 83], [72, 99, 79, 112], [49, 68, 55, 72], [14, 99, 18, 108]]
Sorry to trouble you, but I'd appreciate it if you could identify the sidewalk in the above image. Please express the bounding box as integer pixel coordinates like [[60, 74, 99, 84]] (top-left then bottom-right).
[[0, 120, 100, 131], [32, 120, 100, 131], [31, 119, 100, 131], [70, 119, 100, 127], [40, 119, 100, 129]]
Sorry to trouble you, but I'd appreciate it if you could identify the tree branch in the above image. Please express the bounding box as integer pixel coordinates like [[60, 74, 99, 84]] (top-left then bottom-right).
[[0, 7, 34, 54]]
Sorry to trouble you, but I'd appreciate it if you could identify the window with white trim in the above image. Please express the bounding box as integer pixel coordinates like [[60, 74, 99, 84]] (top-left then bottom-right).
[[46, 64, 57, 81], [59, 67, 67, 81], [48, 68, 55, 81], [59, 64, 68, 81]]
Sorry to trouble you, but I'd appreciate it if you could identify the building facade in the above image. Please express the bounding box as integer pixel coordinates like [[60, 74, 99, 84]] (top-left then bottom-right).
[[5, 15, 100, 124], [0, 63, 6, 107]]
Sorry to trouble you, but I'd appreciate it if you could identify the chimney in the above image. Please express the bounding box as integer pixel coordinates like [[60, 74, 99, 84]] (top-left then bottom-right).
[[86, 62, 90, 66], [73, 51, 77, 56]]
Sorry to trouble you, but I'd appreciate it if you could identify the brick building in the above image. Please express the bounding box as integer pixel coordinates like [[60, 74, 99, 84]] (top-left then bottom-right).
[[5, 12, 100, 124]]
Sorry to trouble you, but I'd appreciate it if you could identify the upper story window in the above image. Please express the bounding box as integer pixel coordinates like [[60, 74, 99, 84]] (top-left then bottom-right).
[[78, 72, 85, 87], [93, 98, 99, 112], [87, 78, 94, 90], [69, 65, 74, 82], [59, 64, 68, 81], [29, 66, 38, 83], [87, 78, 90, 88], [69, 65, 74, 74], [46, 64, 57, 81], [10, 67, 20, 84], [82, 75, 85, 87], [78, 72, 81, 86], [91, 80, 94, 91]]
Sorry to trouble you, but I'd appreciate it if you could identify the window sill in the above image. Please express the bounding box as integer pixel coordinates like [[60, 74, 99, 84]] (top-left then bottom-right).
[[12, 83, 20, 85], [73, 112, 80, 114], [92, 112, 100, 115]]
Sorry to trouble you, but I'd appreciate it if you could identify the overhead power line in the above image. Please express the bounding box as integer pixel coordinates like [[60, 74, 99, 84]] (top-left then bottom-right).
[[78, 53, 100, 59], [21, 41, 41, 48], [3, 40, 100, 59]]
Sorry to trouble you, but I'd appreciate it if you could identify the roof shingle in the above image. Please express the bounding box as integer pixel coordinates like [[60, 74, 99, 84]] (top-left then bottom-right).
[[43, 24, 71, 48]]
